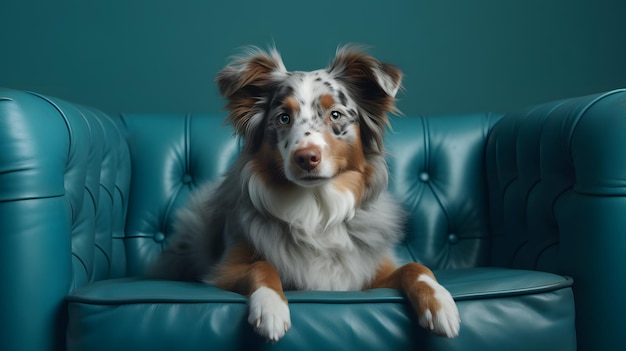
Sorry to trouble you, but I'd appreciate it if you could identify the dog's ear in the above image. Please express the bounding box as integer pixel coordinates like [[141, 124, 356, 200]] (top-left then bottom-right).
[[327, 45, 403, 152], [216, 48, 288, 137]]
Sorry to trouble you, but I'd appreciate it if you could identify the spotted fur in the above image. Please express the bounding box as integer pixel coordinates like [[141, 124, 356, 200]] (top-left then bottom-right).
[[149, 45, 460, 341]]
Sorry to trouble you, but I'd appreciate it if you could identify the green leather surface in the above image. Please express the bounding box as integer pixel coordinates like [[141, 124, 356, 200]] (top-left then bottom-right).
[[6, 87, 626, 350], [386, 113, 502, 268], [115, 112, 505, 276], [0, 89, 126, 351], [486, 89, 626, 350], [115, 113, 241, 277], [68, 268, 571, 305], [67, 268, 575, 351], [1, 88, 132, 350]]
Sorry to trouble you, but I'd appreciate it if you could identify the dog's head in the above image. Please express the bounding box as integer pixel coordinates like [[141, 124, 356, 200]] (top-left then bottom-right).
[[217, 45, 402, 199]]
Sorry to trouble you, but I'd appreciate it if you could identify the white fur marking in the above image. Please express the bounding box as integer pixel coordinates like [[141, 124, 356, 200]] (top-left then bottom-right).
[[417, 274, 461, 338], [248, 287, 291, 342], [247, 168, 355, 241], [373, 66, 400, 98]]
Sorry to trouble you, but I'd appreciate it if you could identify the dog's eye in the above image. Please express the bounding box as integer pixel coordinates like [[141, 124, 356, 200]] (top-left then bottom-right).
[[277, 114, 291, 126], [330, 111, 342, 121]]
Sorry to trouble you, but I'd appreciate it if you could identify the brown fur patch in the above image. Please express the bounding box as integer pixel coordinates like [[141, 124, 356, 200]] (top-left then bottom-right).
[[216, 53, 283, 139], [213, 242, 287, 302], [368, 257, 398, 288], [250, 141, 292, 188], [327, 47, 402, 153], [325, 126, 371, 203], [224, 97, 260, 136], [370, 261, 440, 316], [333, 171, 366, 205], [320, 94, 335, 110], [283, 96, 300, 114], [218, 55, 281, 97]]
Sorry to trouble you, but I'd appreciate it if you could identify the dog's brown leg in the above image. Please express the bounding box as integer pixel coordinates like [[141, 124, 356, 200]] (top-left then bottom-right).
[[212, 242, 291, 342], [212, 243, 285, 298], [369, 258, 460, 338]]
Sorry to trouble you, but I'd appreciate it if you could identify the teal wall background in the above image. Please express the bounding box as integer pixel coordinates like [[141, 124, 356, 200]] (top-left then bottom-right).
[[1, 0, 625, 115]]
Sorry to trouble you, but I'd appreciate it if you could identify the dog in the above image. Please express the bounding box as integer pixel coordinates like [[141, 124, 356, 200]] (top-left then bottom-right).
[[148, 45, 460, 342]]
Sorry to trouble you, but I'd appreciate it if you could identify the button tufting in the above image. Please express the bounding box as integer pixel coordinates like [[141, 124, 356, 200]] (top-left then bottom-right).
[[448, 233, 459, 245], [419, 172, 430, 182], [154, 232, 166, 243], [182, 174, 193, 184]]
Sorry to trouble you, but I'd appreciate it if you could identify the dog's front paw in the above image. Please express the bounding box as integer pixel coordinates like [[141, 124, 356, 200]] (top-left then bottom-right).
[[415, 275, 460, 338], [248, 287, 292, 342]]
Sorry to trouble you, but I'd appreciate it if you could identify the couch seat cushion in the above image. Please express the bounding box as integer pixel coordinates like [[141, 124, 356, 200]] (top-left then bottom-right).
[[66, 268, 575, 351]]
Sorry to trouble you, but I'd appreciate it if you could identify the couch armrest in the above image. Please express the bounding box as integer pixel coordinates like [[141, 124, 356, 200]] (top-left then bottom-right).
[[486, 89, 626, 350], [0, 88, 130, 350]]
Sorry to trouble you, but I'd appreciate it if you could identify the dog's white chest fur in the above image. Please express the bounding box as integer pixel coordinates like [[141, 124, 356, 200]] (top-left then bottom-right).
[[150, 46, 462, 342], [248, 171, 356, 248], [241, 169, 400, 291]]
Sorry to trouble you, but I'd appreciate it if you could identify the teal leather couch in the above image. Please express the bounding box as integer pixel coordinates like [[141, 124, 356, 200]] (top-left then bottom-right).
[[2, 87, 625, 350]]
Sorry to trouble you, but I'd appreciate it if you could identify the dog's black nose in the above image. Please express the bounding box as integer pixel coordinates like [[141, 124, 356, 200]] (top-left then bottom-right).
[[294, 147, 321, 171]]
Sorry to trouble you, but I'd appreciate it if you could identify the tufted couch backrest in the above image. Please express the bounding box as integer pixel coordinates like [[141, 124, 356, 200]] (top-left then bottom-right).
[[5, 88, 626, 351], [115, 114, 241, 277], [384, 114, 502, 268], [0, 88, 504, 289], [114, 112, 503, 278], [485, 90, 626, 275], [0, 90, 132, 293]]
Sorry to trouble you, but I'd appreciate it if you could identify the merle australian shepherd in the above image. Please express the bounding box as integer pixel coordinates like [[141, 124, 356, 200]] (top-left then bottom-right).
[[149, 45, 460, 342]]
